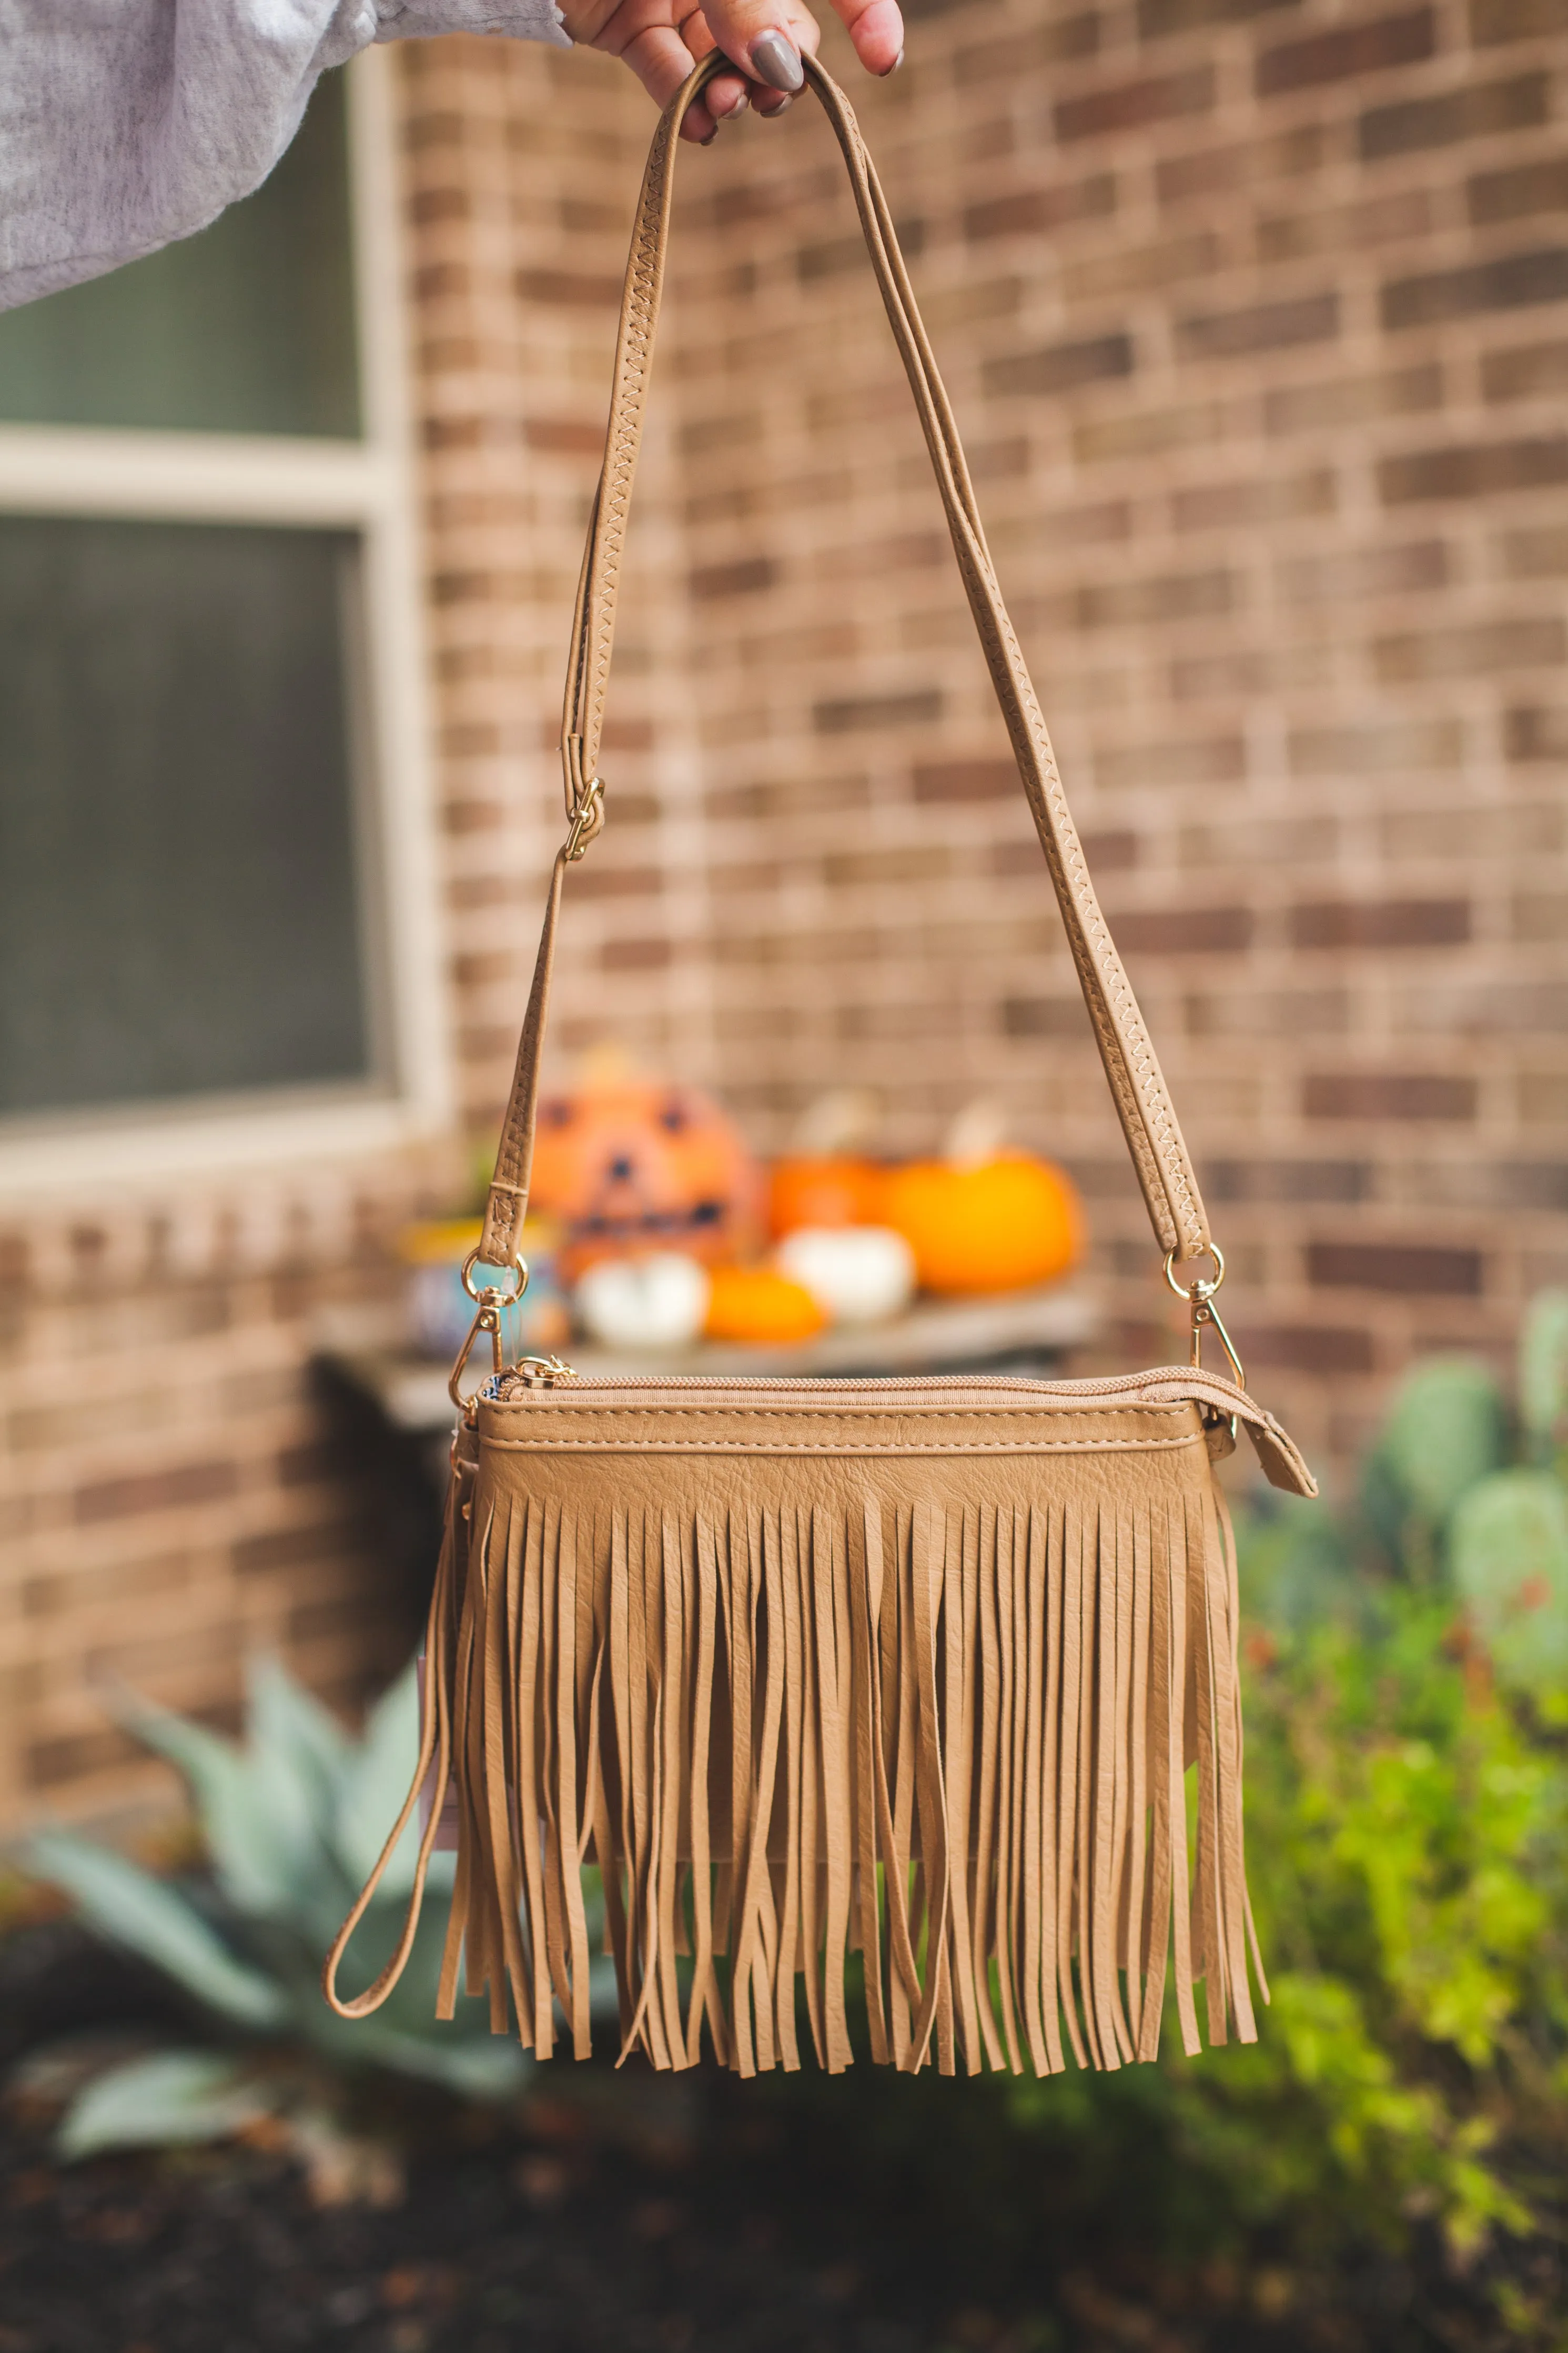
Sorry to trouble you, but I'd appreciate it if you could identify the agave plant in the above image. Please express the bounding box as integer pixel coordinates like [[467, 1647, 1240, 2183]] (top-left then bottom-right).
[[1449, 1292, 1568, 1703], [21, 1657, 531, 2165]]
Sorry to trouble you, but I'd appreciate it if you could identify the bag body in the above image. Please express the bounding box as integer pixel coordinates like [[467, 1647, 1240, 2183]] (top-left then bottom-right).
[[325, 52, 1317, 2078]]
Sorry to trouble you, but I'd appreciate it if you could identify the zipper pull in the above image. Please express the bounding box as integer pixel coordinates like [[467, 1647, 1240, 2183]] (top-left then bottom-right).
[[512, 1353, 575, 1390]]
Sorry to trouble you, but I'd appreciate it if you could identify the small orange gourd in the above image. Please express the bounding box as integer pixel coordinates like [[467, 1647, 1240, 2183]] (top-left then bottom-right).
[[766, 1155, 886, 1238], [704, 1264, 827, 1345], [881, 1153, 1084, 1296]]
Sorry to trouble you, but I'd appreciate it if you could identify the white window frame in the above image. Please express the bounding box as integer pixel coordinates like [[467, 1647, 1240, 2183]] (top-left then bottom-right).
[[0, 49, 450, 1202]]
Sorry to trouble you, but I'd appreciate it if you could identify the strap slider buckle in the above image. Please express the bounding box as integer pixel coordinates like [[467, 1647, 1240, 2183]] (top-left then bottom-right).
[[564, 776, 604, 862]]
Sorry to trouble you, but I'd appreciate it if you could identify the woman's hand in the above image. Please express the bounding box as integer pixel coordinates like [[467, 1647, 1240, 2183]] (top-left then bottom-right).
[[556, 0, 905, 144]]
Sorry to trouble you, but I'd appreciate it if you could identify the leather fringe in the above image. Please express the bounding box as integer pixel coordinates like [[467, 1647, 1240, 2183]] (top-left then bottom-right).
[[408, 1473, 1263, 2075]]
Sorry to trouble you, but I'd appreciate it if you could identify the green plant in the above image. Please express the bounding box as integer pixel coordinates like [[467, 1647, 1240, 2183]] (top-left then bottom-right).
[[765, 1308, 1568, 2339], [19, 1657, 530, 2166]]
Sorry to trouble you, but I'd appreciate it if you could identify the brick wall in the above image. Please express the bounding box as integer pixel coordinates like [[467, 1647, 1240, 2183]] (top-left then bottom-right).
[[0, 1171, 439, 1831], [4, 0, 1567, 1831], [423, 0, 1568, 1481]]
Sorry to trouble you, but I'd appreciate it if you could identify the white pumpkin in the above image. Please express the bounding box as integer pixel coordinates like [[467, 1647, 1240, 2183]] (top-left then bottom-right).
[[776, 1225, 916, 1326], [574, 1252, 711, 1351]]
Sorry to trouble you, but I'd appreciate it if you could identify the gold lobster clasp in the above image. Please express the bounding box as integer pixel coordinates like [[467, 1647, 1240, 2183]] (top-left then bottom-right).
[[449, 1247, 530, 1416], [1164, 1243, 1246, 1393]]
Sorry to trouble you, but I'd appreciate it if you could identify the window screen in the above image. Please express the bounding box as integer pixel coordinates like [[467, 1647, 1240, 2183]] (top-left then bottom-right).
[[0, 76, 359, 439], [0, 515, 377, 1119]]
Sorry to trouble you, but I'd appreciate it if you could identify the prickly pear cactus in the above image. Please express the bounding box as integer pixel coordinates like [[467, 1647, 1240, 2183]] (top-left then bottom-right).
[[1519, 1289, 1568, 1466], [1450, 1467, 1568, 1697], [1366, 1359, 1507, 1541]]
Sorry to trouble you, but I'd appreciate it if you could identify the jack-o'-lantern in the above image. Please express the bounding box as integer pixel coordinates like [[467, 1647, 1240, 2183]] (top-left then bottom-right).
[[527, 1056, 761, 1280]]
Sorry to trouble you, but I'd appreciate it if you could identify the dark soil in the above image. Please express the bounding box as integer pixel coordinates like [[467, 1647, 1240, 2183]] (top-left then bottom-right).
[[0, 1926, 1555, 2353]]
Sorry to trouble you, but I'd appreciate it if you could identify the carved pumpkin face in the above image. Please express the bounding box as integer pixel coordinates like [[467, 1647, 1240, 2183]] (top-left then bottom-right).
[[528, 1075, 760, 1278]]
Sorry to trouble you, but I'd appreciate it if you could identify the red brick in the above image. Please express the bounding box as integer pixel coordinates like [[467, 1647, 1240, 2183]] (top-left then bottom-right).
[[1257, 9, 1433, 97], [796, 219, 925, 280], [1380, 436, 1568, 501], [1003, 997, 1092, 1039], [1470, 0, 1568, 38], [1177, 292, 1338, 359], [1203, 1159, 1372, 1202], [1071, 569, 1235, 629], [690, 557, 776, 600], [913, 759, 1017, 803], [600, 718, 655, 753], [1505, 703, 1568, 759], [1171, 471, 1335, 530], [1360, 73, 1547, 161], [954, 16, 1100, 83], [1094, 736, 1246, 789], [75, 1460, 238, 1526], [600, 937, 672, 972], [27, 1728, 140, 1790], [1291, 899, 1470, 948], [1288, 715, 1476, 771], [1156, 126, 1323, 203], [1483, 338, 1568, 401], [1140, 0, 1301, 31], [1055, 67, 1215, 144], [814, 690, 944, 735], [525, 417, 605, 456], [1375, 617, 1565, 679], [964, 177, 1116, 242], [233, 1519, 368, 1575], [1236, 1324, 1377, 1373], [1080, 830, 1139, 872], [985, 334, 1136, 397], [514, 267, 621, 308], [1469, 156, 1568, 228], [1116, 906, 1253, 952], [1266, 363, 1442, 433], [1304, 1073, 1478, 1120], [1502, 525, 1568, 577], [566, 862, 663, 902], [1382, 248, 1568, 333], [1257, 189, 1433, 262], [823, 848, 952, 889], [1279, 540, 1448, 601], [1308, 1242, 1483, 1295]]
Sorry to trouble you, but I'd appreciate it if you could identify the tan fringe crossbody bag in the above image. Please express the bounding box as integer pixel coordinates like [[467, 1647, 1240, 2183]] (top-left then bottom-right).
[[325, 53, 1317, 2081]]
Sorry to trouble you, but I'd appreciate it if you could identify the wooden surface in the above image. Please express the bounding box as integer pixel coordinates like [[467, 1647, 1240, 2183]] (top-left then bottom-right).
[[316, 1283, 1100, 1436]]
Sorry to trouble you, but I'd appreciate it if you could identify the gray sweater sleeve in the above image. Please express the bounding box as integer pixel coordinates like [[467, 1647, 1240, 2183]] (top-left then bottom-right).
[[0, 1, 570, 313]]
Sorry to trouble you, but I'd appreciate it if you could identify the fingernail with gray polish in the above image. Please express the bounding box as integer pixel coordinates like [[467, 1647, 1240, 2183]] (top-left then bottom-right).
[[879, 45, 904, 74], [751, 29, 805, 92]]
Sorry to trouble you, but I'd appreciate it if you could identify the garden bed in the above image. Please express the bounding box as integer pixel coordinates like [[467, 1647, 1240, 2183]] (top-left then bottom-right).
[[0, 1927, 1551, 2353]]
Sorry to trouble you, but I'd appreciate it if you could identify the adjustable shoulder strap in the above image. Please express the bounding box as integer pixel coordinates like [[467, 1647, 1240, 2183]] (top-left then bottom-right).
[[479, 53, 1212, 1274]]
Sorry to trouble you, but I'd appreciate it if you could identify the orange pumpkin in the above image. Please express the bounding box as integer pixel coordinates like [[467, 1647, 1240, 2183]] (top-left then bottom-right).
[[527, 1069, 760, 1280], [767, 1155, 887, 1238], [704, 1264, 827, 1345], [881, 1153, 1084, 1296]]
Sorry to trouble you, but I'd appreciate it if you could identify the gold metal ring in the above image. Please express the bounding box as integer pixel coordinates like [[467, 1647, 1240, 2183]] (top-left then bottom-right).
[[460, 1246, 530, 1305], [1163, 1243, 1225, 1302]]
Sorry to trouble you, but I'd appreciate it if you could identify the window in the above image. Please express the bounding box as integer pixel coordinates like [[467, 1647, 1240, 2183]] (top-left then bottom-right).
[[0, 54, 445, 1189]]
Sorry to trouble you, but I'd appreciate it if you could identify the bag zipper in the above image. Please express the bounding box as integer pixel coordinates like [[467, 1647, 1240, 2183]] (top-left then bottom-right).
[[486, 1362, 1249, 1408]]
